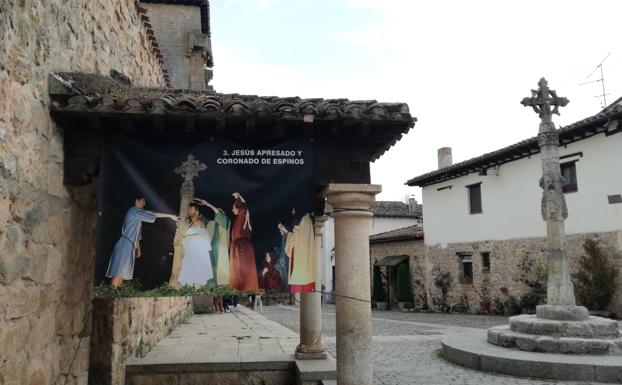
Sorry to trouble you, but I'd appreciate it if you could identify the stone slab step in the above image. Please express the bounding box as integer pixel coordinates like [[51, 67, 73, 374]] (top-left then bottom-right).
[[488, 325, 622, 354], [509, 314, 619, 339], [442, 330, 622, 383], [295, 356, 337, 385]]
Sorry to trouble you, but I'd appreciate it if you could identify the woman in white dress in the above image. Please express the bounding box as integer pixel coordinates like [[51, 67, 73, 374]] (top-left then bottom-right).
[[178, 203, 214, 286]]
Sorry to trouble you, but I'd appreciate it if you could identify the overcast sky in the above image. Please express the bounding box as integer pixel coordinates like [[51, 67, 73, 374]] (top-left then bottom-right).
[[210, 0, 622, 202]]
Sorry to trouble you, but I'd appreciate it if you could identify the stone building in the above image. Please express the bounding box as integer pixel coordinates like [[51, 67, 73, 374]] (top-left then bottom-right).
[[321, 199, 421, 302], [370, 225, 424, 308], [1, 1, 415, 384], [142, 0, 214, 90], [0, 1, 211, 384], [406, 101, 622, 316]]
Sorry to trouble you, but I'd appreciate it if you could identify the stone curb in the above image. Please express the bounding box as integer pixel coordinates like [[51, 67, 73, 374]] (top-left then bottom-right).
[[442, 330, 622, 383], [441, 330, 622, 383]]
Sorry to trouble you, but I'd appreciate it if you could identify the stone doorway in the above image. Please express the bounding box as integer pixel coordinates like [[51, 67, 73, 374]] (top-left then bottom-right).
[[374, 255, 409, 309]]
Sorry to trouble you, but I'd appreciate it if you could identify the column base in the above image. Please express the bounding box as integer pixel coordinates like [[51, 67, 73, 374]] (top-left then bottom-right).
[[295, 343, 328, 360]]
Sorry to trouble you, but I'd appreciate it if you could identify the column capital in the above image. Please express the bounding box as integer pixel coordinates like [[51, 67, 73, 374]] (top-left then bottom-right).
[[323, 183, 381, 217]]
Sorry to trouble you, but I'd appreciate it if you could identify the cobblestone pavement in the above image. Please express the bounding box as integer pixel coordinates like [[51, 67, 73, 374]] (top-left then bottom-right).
[[261, 305, 615, 385]]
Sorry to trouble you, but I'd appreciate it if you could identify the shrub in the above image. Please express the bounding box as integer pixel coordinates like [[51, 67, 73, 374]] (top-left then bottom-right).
[[520, 291, 545, 310], [372, 266, 387, 303], [93, 281, 245, 299], [573, 239, 619, 311], [396, 262, 413, 303]]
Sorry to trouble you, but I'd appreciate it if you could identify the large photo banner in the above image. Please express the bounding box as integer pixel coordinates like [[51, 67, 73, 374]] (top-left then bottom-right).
[[94, 135, 315, 294]]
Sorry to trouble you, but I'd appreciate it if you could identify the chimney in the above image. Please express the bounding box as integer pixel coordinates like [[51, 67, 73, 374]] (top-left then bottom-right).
[[408, 196, 417, 214], [437, 147, 452, 169]]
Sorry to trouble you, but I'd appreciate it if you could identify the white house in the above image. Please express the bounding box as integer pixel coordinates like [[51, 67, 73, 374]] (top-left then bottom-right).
[[406, 100, 622, 315]]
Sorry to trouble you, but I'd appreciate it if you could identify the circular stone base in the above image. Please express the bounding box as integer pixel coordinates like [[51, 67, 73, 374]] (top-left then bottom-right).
[[488, 325, 622, 354], [509, 314, 619, 339], [442, 330, 622, 383]]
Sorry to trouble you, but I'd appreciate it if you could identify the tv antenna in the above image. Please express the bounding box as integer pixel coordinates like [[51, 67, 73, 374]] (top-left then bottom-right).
[[579, 52, 611, 109]]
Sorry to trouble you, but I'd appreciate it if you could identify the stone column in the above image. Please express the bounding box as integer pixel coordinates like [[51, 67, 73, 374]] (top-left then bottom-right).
[[325, 183, 381, 385], [521, 78, 588, 321], [296, 217, 327, 359]]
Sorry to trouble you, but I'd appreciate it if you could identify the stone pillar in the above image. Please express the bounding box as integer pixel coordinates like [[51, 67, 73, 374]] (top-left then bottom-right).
[[325, 183, 381, 385], [296, 216, 327, 359], [521, 78, 587, 321]]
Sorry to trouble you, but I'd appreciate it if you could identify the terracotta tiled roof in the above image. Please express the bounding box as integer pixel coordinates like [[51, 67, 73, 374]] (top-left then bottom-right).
[[48, 72, 416, 163], [49, 73, 414, 125], [406, 104, 622, 187], [371, 201, 421, 218], [370, 225, 423, 243]]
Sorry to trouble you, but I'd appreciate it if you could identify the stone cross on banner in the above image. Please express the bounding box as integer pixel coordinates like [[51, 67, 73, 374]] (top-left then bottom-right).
[[175, 154, 207, 181], [170, 154, 207, 286]]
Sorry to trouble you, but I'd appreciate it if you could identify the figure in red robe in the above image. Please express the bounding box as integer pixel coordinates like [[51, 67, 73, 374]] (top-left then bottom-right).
[[229, 192, 260, 291], [259, 250, 283, 291]]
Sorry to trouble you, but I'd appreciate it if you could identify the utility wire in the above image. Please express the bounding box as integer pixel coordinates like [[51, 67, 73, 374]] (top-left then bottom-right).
[[291, 289, 371, 304]]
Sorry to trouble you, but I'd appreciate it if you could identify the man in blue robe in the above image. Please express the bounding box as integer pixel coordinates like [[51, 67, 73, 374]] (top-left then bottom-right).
[[106, 196, 178, 288]]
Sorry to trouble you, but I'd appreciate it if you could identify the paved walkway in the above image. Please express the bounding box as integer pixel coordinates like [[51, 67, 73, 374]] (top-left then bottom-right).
[[127, 306, 299, 367], [262, 305, 620, 385]]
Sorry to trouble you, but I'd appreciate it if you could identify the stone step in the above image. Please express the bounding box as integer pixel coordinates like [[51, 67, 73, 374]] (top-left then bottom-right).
[[295, 356, 337, 385], [488, 325, 622, 354], [509, 314, 620, 339], [442, 330, 622, 383]]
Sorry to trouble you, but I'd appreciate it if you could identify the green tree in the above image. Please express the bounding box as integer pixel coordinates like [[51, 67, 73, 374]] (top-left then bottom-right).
[[573, 239, 619, 311], [396, 262, 413, 303], [372, 266, 387, 302]]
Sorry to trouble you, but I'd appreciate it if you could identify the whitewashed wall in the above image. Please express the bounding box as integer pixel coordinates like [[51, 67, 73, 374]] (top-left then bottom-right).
[[422, 131, 622, 247]]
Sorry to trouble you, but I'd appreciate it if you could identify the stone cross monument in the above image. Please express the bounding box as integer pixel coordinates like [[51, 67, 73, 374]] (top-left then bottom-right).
[[169, 154, 207, 286], [520, 78, 588, 319], [464, 78, 621, 360]]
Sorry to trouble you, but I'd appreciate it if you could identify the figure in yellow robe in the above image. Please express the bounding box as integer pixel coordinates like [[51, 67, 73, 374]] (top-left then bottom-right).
[[285, 213, 315, 293]]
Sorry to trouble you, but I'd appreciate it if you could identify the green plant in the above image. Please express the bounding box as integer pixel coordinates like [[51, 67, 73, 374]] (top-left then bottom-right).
[[535, 262, 548, 283], [396, 263, 413, 303], [573, 239, 619, 311], [372, 266, 387, 303], [432, 267, 452, 312], [504, 295, 520, 316], [92, 281, 245, 300], [520, 291, 545, 310]]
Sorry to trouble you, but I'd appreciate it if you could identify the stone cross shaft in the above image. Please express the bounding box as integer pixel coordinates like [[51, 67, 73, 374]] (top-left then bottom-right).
[[170, 154, 207, 286], [521, 78, 575, 307]]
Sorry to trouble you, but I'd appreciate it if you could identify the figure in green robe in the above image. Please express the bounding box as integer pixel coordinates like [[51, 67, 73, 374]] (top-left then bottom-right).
[[193, 198, 231, 286]]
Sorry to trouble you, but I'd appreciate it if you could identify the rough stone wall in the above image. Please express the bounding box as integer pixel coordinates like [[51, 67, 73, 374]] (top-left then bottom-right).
[[424, 231, 622, 316], [89, 296, 193, 385], [370, 240, 426, 307], [0, 1, 166, 385], [143, 3, 206, 90]]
